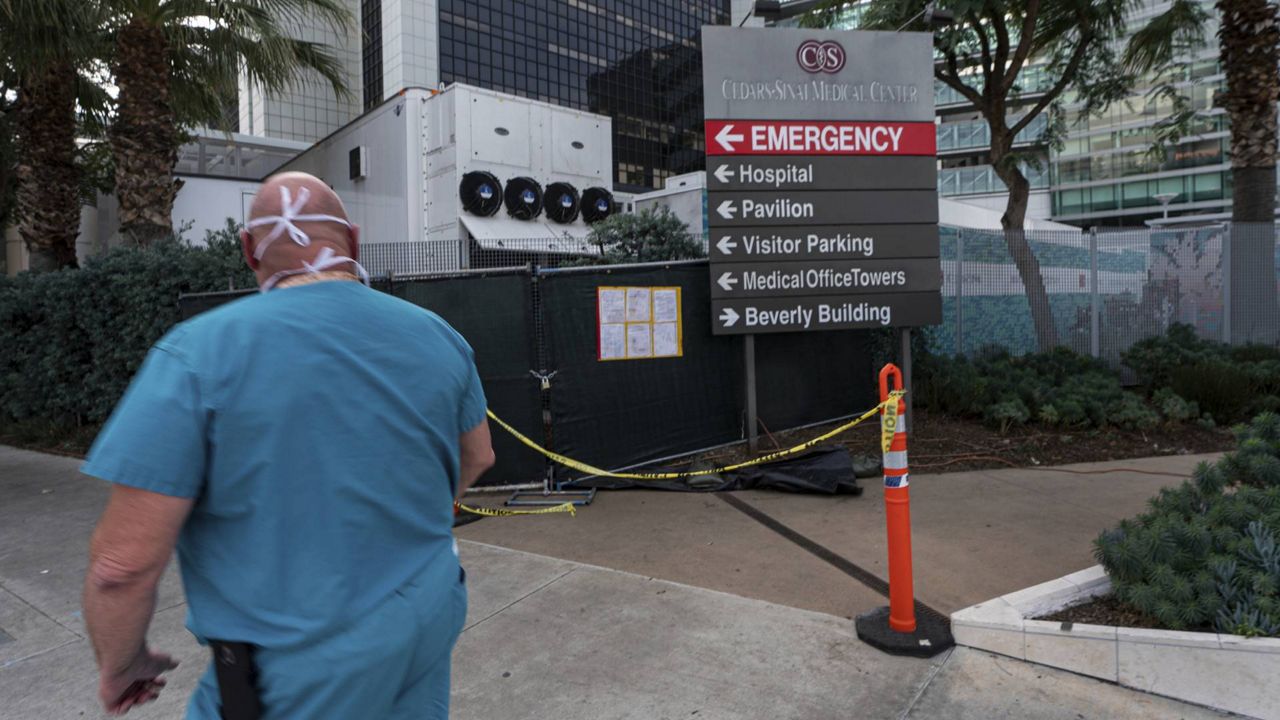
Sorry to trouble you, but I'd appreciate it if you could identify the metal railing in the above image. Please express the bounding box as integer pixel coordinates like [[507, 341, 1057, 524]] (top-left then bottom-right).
[[938, 224, 1280, 362], [938, 164, 1049, 196], [937, 114, 1049, 153]]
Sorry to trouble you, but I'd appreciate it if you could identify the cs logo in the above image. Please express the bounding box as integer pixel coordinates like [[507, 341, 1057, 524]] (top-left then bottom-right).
[[797, 39, 846, 74]]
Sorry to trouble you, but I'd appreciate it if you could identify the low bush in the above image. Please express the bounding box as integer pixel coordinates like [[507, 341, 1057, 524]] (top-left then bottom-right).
[[1124, 324, 1280, 424], [1095, 414, 1280, 637], [0, 223, 254, 427], [917, 347, 1160, 432]]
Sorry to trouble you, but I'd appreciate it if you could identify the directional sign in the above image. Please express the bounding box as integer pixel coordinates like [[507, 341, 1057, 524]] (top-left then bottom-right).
[[712, 295, 943, 335], [706, 120, 936, 156], [711, 225, 940, 262], [710, 191, 939, 226], [710, 258, 942, 299], [707, 156, 937, 192], [703, 27, 940, 336]]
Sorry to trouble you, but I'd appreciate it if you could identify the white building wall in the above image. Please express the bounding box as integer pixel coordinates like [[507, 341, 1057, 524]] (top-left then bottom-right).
[[384, 0, 440, 95], [949, 190, 1055, 222]]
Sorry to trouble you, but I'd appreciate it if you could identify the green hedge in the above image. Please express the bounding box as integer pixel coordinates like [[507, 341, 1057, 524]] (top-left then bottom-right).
[[1123, 324, 1280, 424], [0, 224, 254, 426], [916, 346, 1164, 432]]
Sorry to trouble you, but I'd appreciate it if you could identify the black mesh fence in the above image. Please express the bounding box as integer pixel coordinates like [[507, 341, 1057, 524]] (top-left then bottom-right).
[[537, 262, 744, 473], [178, 260, 883, 488], [388, 270, 545, 487]]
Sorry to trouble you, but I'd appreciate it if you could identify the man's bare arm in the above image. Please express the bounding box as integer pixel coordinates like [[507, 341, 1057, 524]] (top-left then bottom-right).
[[84, 486, 193, 712], [458, 420, 496, 499]]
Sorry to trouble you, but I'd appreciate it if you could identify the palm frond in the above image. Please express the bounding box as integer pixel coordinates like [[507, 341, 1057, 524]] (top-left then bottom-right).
[[1122, 0, 1210, 76]]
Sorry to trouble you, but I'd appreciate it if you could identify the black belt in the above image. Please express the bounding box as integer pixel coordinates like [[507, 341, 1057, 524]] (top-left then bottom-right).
[[211, 641, 262, 720]]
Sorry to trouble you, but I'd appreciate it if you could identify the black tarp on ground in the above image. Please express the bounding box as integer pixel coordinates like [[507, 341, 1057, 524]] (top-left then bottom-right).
[[537, 262, 746, 475], [391, 272, 544, 487], [566, 445, 871, 495]]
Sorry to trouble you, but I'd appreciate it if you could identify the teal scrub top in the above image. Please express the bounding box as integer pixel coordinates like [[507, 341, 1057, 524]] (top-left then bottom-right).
[[82, 281, 487, 649]]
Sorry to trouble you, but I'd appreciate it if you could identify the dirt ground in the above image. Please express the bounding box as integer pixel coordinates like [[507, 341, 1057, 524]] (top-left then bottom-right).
[[1040, 594, 1198, 633], [699, 408, 1234, 475]]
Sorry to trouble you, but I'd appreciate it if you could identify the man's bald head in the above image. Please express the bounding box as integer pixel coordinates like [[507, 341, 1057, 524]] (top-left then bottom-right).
[[241, 172, 360, 283]]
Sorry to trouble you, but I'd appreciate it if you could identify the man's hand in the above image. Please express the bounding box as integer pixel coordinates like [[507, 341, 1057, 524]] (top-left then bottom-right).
[[99, 648, 179, 716]]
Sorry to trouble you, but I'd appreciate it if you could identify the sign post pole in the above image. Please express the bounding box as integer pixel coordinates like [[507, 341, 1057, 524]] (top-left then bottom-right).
[[745, 334, 759, 452]]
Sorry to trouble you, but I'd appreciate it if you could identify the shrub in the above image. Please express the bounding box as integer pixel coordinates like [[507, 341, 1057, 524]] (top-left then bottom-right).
[[1154, 388, 1200, 424], [1125, 325, 1280, 425], [1122, 323, 1222, 389], [1095, 415, 1280, 637], [1169, 361, 1255, 424], [917, 346, 1160, 432], [581, 206, 704, 264], [0, 224, 254, 426]]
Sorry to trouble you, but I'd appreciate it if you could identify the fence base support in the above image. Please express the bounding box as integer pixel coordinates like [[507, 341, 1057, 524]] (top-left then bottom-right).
[[855, 606, 953, 658]]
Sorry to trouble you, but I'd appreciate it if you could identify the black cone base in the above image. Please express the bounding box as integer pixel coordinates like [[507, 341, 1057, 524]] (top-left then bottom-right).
[[855, 606, 954, 658]]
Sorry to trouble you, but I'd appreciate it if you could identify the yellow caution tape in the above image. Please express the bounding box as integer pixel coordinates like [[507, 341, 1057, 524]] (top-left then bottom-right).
[[881, 393, 902, 455], [456, 502, 577, 517], [484, 390, 906, 482]]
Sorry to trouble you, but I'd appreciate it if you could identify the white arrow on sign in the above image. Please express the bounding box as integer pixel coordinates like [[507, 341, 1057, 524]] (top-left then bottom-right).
[[716, 236, 737, 255], [716, 200, 737, 220], [714, 164, 735, 183], [719, 308, 740, 327], [717, 272, 739, 292], [715, 125, 745, 153]]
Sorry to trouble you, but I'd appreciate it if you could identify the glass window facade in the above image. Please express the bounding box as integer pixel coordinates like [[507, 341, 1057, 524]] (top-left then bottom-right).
[[437, 0, 731, 192], [361, 0, 384, 110]]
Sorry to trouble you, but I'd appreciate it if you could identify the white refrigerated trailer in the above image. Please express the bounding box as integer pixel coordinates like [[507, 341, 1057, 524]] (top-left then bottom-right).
[[277, 84, 617, 274]]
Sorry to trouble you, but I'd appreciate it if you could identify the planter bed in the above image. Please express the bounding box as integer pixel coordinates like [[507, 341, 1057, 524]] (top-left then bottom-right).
[[951, 566, 1280, 719]]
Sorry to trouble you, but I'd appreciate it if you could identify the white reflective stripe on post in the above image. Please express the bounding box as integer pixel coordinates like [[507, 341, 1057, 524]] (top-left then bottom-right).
[[884, 450, 909, 470]]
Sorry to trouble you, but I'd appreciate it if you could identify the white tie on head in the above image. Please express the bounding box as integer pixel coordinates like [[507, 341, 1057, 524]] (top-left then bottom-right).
[[244, 186, 353, 260], [246, 185, 371, 293]]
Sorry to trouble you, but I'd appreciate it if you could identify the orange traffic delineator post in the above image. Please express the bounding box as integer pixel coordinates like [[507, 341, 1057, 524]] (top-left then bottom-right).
[[855, 363, 953, 658], [880, 364, 916, 633]]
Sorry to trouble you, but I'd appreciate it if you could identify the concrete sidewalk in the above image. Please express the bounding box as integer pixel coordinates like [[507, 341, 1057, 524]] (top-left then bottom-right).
[[457, 454, 1221, 617], [0, 445, 1233, 719]]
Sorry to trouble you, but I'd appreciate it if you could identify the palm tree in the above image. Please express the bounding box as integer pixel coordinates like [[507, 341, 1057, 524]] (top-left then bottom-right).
[[107, 0, 353, 246], [1216, 0, 1279, 343], [1217, 0, 1278, 223], [0, 1, 109, 272]]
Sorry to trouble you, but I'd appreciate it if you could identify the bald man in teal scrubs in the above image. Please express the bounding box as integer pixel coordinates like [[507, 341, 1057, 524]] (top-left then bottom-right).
[[81, 172, 495, 719]]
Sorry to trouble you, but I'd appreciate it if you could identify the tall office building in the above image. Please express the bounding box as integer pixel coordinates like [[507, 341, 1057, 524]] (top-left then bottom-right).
[[240, 1, 731, 192]]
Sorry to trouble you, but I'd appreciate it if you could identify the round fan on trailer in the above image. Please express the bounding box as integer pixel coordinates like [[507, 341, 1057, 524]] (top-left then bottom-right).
[[581, 187, 616, 224], [504, 177, 544, 220], [459, 171, 503, 217], [543, 182, 581, 224]]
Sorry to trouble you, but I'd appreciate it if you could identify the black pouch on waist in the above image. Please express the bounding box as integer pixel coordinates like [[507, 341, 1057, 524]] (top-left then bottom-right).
[[210, 640, 263, 720]]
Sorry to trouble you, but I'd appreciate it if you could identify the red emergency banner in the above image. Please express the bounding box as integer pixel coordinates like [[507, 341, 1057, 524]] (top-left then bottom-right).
[[705, 120, 936, 156]]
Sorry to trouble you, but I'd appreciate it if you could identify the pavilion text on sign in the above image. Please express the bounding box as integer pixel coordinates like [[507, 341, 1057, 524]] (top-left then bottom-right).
[[702, 26, 942, 336]]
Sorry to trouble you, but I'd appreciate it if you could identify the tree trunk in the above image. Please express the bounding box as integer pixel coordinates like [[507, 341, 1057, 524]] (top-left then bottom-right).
[[111, 18, 182, 247], [994, 150, 1060, 351], [1218, 0, 1279, 343], [15, 60, 81, 272]]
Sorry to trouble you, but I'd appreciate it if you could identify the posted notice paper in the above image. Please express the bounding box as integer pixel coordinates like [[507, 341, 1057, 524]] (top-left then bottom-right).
[[653, 289, 680, 323], [599, 323, 626, 360], [597, 286, 682, 361], [654, 322, 680, 357], [598, 288, 626, 325], [627, 324, 653, 358], [625, 287, 652, 322]]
